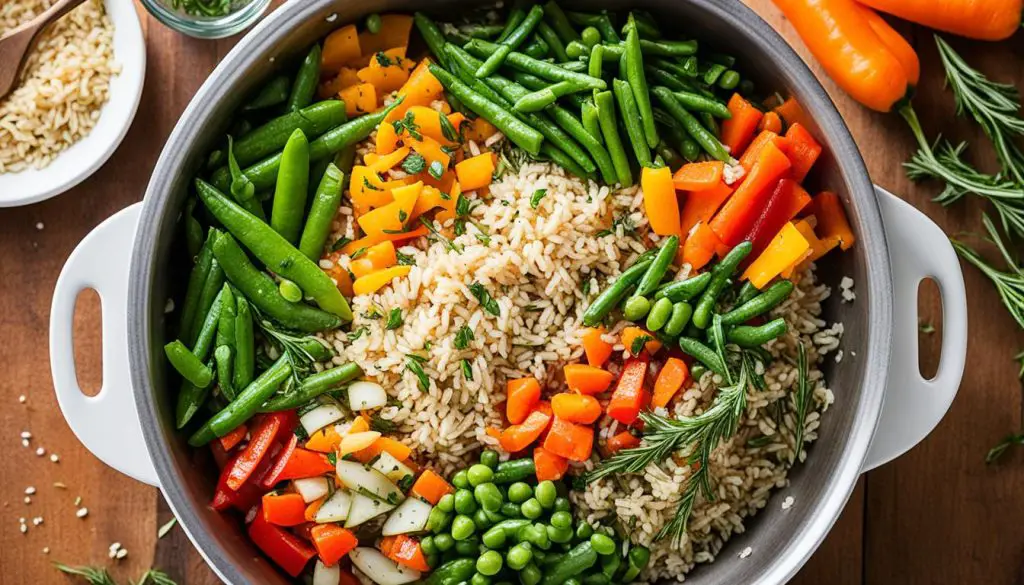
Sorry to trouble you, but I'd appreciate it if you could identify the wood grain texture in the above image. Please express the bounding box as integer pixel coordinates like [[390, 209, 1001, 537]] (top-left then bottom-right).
[[1, 1, 1021, 583]]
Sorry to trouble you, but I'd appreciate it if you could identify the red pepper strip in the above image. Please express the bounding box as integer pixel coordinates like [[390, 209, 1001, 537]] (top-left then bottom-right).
[[742, 179, 813, 261], [219, 423, 248, 452], [248, 509, 316, 577], [275, 448, 334, 483], [385, 534, 431, 572], [226, 412, 297, 491], [260, 434, 299, 489], [607, 357, 650, 425], [212, 450, 274, 512]]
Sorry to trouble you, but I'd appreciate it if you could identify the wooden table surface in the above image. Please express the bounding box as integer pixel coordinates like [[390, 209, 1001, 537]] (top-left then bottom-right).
[[2, 1, 1022, 583]]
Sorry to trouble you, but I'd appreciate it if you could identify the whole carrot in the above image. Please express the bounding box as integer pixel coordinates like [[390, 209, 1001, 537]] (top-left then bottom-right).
[[772, 0, 918, 112], [858, 0, 1022, 41]]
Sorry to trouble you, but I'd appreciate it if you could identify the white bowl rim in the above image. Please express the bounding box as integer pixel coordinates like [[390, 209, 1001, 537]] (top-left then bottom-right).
[[0, 0, 146, 208]]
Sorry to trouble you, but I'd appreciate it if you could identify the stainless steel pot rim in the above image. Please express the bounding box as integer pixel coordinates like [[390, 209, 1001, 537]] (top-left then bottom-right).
[[128, 2, 892, 583]]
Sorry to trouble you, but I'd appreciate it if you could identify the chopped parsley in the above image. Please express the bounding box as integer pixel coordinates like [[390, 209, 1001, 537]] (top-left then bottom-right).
[[347, 327, 369, 342], [401, 152, 427, 174], [530, 188, 548, 209], [397, 474, 415, 491], [386, 308, 404, 330], [374, 51, 393, 67], [392, 110, 422, 140], [439, 112, 461, 143], [326, 452, 338, 465], [454, 325, 474, 349], [406, 356, 430, 390], [630, 334, 654, 356], [330, 236, 352, 252], [362, 176, 382, 191], [596, 214, 636, 238], [369, 414, 397, 433], [461, 358, 474, 381], [468, 282, 501, 316], [362, 307, 383, 320], [398, 209, 408, 223], [428, 160, 445, 180], [396, 251, 416, 266], [421, 217, 462, 253]]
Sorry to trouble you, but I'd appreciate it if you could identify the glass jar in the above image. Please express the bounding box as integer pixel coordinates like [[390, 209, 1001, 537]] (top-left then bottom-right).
[[137, 0, 272, 39]]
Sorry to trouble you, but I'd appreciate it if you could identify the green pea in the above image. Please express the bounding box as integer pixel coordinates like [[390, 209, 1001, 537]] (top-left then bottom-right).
[[508, 482, 533, 504], [278, 279, 303, 302], [365, 13, 382, 34], [590, 533, 617, 556], [471, 573, 491, 585], [506, 542, 533, 570], [420, 535, 437, 555], [531, 548, 546, 563], [477, 550, 503, 576], [482, 525, 507, 549], [455, 537, 480, 556], [581, 26, 601, 47], [452, 470, 470, 489], [575, 522, 594, 540], [623, 296, 651, 321], [550, 510, 573, 529], [480, 449, 500, 469], [475, 483, 503, 513], [474, 508, 493, 531], [520, 563, 542, 585], [433, 533, 455, 552], [547, 524, 574, 543], [535, 480, 557, 509], [520, 524, 550, 550], [553, 497, 571, 513], [455, 489, 478, 515], [521, 498, 543, 520], [427, 507, 452, 533], [718, 70, 741, 90], [664, 301, 693, 336], [437, 493, 456, 513], [468, 464, 495, 487], [452, 515, 477, 541], [500, 502, 522, 518], [646, 297, 674, 332]]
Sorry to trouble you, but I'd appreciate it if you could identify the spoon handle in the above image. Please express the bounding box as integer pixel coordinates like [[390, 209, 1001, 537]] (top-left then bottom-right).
[[0, 0, 88, 40]]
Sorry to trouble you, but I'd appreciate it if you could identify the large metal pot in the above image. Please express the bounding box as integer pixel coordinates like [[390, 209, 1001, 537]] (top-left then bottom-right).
[[49, 1, 968, 583]]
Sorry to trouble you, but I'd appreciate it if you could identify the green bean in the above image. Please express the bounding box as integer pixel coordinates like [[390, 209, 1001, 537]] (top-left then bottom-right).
[[545, 104, 614, 182], [655, 272, 712, 302], [226, 136, 265, 220], [197, 179, 352, 321], [620, 546, 651, 582], [678, 337, 728, 377], [270, 128, 310, 243], [610, 79, 651, 167], [633, 237, 678, 300], [477, 5, 545, 78], [183, 199, 204, 258], [179, 230, 216, 344], [521, 35, 549, 59], [164, 340, 213, 388], [232, 296, 255, 390], [728, 318, 788, 348], [669, 90, 732, 119], [663, 301, 693, 336], [414, 12, 450, 67], [536, 21, 568, 61], [652, 86, 730, 162], [213, 98, 403, 192], [543, 1, 579, 44], [541, 541, 598, 585], [645, 65, 690, 93], [464, 39, 606, 90], [428, 63, 544, 156], [623, 16, 658, 148], [582, 259, 652, 326], [243, 74, 289, 111], [175, 288, 227, 428], [721, 280, 794, 325], [735, 281, 760, 306], [297, 337, 334, 362], [211, 233, 343, 332], [214, 345, 234, 400], [698, 110, 720, 139], [492, 458, 536, 484], [515, 80, 586, 113], [646, 298, 674, 332], [260, 362, 362, 411], [566, 11, 619, 43], [286, 44, 320, 112], [298, 163, 343, 261], [229, 102, 347, 170], [577, 101, 601, 142], [593, 90, 632, 188], [692, 242, 752, 329], [497, 2, 527, 43], [424, 558, 475, 585], [190, 254, 226, 349], [623, 296, 651, 322], [188, 356, 292, 446]]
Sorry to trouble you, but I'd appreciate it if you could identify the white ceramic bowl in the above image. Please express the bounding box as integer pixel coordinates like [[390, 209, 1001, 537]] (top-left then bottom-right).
[[0, 0, 145, 208]]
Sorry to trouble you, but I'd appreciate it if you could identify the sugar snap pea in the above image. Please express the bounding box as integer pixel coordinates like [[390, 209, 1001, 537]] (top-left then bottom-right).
[[634, 235, 679, 298], [243, 74, 289, 111], [721, 280, 795, 325], [492, 458, 536, 484], [211, 233, 343, 332], [215, 284, 237, 398], [178, 229, 217, 344], [464, 39, 606, 91], [298, 163, 343, 261], [678, 337, 728, 377], [226, 136, 264, 220], [176, 287, 227, 428], [286, 45, 320, 112], [477, 5, 545, 78], [424, 558, 476, 585], [270, 128, 310, 243], [653, 86, 730, 162], [260, 362, 363, 412], [692, 242, 752, 329], [543, 1, 579, 44], [536, 21, 568, 61], [189, 252, 225, 348], [664, 301, 694, 336], [214, 345, 235, 401], [728, 318, 788, 348], [582, 259, 652, 326], [655, 272, 712, 302], [671, 90, 732, 118], [183, 199, 204, 258], [541, 541, 598, 585], [229, 102, 347, 170], [232, 296, 255, 390], [164, 340, 213, 388], [612, 79, 652, 167], [624, 15, 658, 149], [497, 2, 528, 42], [188, 356, 292, 446], [197, 179, 351, 321], [580, 101, 602, 143], [593, 90, 632, 188]]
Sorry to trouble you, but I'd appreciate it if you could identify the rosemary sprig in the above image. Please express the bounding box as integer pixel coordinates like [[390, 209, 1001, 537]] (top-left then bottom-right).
[[791, 343, 811, 462], [252, 308, 320, 380], [936, 36, 1024, 185], [54, 564, 178, 585], [950, 214, 1024, 329], [987, 432, 1024, 464]]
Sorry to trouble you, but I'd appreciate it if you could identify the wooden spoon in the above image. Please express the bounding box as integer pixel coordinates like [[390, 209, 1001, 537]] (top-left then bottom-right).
[[0, 0, 88, 100]]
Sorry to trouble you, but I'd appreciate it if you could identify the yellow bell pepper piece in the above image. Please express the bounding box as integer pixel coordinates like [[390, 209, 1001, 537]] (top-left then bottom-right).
[[357, 14, 413, 57], [396, 60, 446, 114], [357, 181, 423, 236], [411, 135, 451, 171], [368, 145, 411, 174], [339, 83, 377, 116], [353, 265, 413, 296], [640, 166, 681, 237], [743, 222, 810, 289], [357, 48, 411, 95], [455, 153, 495, 192], [321, 24, 361, 73]]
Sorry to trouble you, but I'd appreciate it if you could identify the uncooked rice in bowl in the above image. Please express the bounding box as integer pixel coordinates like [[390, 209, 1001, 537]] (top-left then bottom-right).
[[0, 0, 118, 173]]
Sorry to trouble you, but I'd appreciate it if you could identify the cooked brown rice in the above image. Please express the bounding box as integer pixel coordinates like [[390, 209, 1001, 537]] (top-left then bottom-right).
[[0, 0, 117, 173]]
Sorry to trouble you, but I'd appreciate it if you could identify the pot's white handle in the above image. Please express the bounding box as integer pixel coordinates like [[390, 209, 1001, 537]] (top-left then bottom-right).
[[862, 187, 967, 471], [49, 202, 158, 487]]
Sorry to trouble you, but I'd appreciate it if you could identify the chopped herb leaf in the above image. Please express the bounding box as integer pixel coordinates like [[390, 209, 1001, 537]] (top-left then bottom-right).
[[401, 152, 427, 174], [369, 414, 397, 433], [396, 251, 416, 266], [326, 452, 337, 465], [386, 308, 404, 330], [375, 51, 393, 67], [157, 517, 177, 539], [461, 358, 474, 380], [347, 327, 369, 341], [330, 236, 352, 252], [440, 112, 461, 143], [406, 356, 430, 390], [630, 335, 654, 356], [455, 193, 476, 217], [421, 217, 462, 253], [454, 325, 474, 349], [468, 282, 501, 316], [429, 160, 445, 180], [440, 191, 451, 201], [530, 188, 548, 209], [398, 474, 415, 491], [398, 209, 408, 223], [362, 176, 382, 191], [392, 111, 423, 141], [350, 247, 368, 259]]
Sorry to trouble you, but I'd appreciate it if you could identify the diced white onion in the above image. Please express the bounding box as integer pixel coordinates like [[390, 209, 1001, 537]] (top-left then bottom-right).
[[315, 489, 353, 524], [335, 460, 404, 505], [313, 560, 340, 585], [382, 497, 432, 536], [370, 451, 414, 485], [345, 491, 395, 528], [349, 548, 420, 585], [348, 381, 388, 411], [300, 402, 345, 435], [292, 477, 330, 503]]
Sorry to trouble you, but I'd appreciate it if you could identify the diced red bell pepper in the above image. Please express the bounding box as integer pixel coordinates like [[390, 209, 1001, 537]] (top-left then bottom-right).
[[248, 508, 317, 577], [262, 435, 334, 489], [380, 534, 431, 572], [262, 492, 308, 527], [212, 450, 273, 512], [607, 357, 650, 425], [741, 179, 813, 261], [260, 434, 299, 489], [311, 524, 359, 566], [227, 412, 297, 491]]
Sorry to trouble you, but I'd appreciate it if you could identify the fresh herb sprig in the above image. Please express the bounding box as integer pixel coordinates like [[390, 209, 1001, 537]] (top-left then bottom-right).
[[950, 214, 1024, 330], [54, 564, 178, 585], [252, 308, 321, 380], [791, 343, 812, 461], [168, 0, 231, 17]]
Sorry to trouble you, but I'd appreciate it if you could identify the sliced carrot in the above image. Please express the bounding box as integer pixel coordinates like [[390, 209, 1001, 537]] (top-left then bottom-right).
[[710, 140, 792, 248], [679, 181, 735, 239], [808, 191, 856, 250], [742, 222, 811, 289], [651, 358, 689, 409], [541, 416, 594, 462], [681, 221, 721, 271], [353, 436, 413, 464], [533, 446, 570, 481], [720, 93, 764, 154], [563, 364, 615, 395], [759, 111, 784, 134], [780, 123, 822, 182], [311, 524, 359, 566], [738, 130, 781, 172], [410, 470, 453, 505], [338, 83, 378, 116], [672, 161, 725, 191], [606, 431, 641, 454], [620, 326, 662, 357], [262, 493, 308, 527], [498, 410, 551, 453], [506, 377, 542, 425], [352, 265, 413, 296], [641, 166, 680, 237], [321, 24, 361, 73], [773, 97, 811, 130], [607, 357, 650, 425], [581, 327, 613, 368], [219, 424, 247, 452], [551, 393, 602, 424], [455, 153, 495, 191]]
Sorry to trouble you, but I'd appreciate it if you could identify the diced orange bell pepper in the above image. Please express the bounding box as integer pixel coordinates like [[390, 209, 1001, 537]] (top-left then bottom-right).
[[368, 146, 412, 174], [411, 135, 452, 170], [563, 364, 615, 395], [339, 83, 378, 116], [679, 181, 734, 239], [319, 67, 361, 100], [641, 166, 680, 237], [606, 431, 641, 454], [672, 161, 724, 191], [551, 393, 602, 424], [774, 97, 811, 130], [721, 93, 764, 154], [410, 469, 454, 504], [321, 25, 361, 73], [780, 123, 822, 182], [507, 377, 542, 425], [357, 48, 411, 95], [710, 140, 792, 248], [682, 222, 721, 271], [395, 60, 445, 113], [541, 416, 594, 462], [340, 227, 428, 256], [759, 111, 784, 134], [581, 327, 613, 368], [455, 153, 495, 191], [305, 424, 341, 452], [219, 424, 247, 452], [533, 446, 570, 481], [738, 130, 782, 172], [353, 436, 413, 464], [620, 326, 662, 357], [357, 181, 422, 236], [380, 534, 431, 572], [311, 524, 359, 566], [807, 191, 855, 251], [358, 14, 413, 57], [262, 493, 308, 527], [465, 117, 498, 142]]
